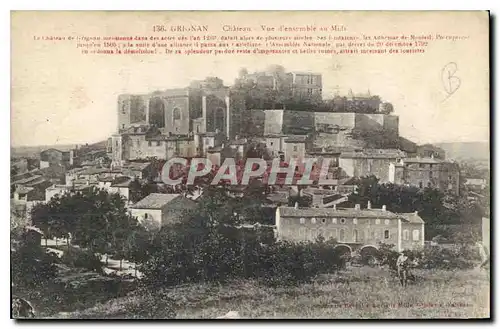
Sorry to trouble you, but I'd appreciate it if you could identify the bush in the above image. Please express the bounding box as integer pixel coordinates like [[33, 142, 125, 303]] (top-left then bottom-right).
[[61, 249, 103, 274], [138, 224, 342, 288]]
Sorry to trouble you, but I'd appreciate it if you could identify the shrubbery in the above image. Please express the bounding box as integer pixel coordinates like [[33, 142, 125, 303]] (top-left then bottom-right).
[[61, 248, 103, 274], [377, 242, 481, 273], [138, 222, 342, 288]]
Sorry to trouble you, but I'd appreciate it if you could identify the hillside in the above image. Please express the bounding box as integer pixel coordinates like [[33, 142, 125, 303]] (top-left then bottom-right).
[[434, 142, 490, 161], [11, 140, 108, 159]]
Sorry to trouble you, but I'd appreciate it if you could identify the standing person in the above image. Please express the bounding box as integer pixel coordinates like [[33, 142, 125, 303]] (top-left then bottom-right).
[[396, 252, 409, 287]]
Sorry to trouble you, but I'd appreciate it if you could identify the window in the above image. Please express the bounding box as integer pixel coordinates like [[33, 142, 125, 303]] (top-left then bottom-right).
[[122, 104, 126, 114], [375, 218, 380, 225], [321, 218, 326, 224], [310, 228, 317, 240], [419, 163, 424, 168], [144, 213, 148, 219], [384, 230, 390, 239], [311, 217, 317, 224], [413, 230, 420, 241], [136, 140, 140, 147], [353, 229, 358, 242], [196, 126, 200, 133], [293, 145, 298, 152], [339, 228, 345, 241], [148, 141, 152, 147], [332, 228, 338, 239], [384, 219, 390, 225], [270, 142, 274, 146], [173, 107, 181, 120], [340, 218, 346, 224], [332, 218, 337, 224], [353, 218, 358, 225], [299, 217, 305, 224], [429, 171, 433, 178], [419, 181, 423, 188], [403, 229, 410, 240], [122, 124, 125, 129], [298, 227, 306, 239]]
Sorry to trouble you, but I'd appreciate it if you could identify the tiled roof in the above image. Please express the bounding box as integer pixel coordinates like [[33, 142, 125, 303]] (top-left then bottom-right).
[[284, 135, 308, 143], [16, 186, 34, 194], [111, 177, 133, 187], [278, 206, 400, 219], [399, 212, 425, 224], [130, 193, 181, 210], [12, 175, 43, 185], [340, 149, 406, 159], [403, 157, 443, 164], [79, 167, 109, 175]]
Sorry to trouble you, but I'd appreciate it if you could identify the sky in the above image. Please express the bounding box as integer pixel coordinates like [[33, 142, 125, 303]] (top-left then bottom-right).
[[11, 11, 489, 147]]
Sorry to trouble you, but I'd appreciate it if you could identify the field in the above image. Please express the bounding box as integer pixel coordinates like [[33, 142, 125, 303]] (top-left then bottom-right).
[[51, 266, 489, 319]]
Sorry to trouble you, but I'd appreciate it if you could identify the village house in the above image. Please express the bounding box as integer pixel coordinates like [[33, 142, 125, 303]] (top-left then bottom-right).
[[129, 193, 197, 230], [275, 202, 425, 254], [45, 184, 93, 202], [388, 156, 460, 195]]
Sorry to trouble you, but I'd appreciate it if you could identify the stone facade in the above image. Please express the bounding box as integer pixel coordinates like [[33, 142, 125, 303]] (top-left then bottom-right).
[[275, 204, 425, 252], [389, 157, 460, 194]]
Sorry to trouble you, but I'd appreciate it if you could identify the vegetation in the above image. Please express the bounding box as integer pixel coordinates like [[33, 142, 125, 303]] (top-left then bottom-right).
[[345, 175, 485, 239]]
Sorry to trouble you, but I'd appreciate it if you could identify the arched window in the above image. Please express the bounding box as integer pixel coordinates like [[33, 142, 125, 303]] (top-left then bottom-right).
[[214, 107, 225, 132], [311, 217, 317, 224], [384, 230, 390, 239], [353, 229, 358, 242], [332, 228, 338, 239], [173, 107, 181, 121], [339, 228, 345, 241], [412, 229, 420, 241], [403, 229, 410, 240], [148, 98, 165, 128], [332, 218, 337, 224], [299, 217, 305, 224]]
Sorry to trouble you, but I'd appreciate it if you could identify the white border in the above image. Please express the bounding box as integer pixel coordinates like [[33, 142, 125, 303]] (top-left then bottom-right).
[[3, 2, 498, 329]]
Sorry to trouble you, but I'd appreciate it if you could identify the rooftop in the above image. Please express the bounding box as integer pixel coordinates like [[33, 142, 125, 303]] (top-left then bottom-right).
[[340, 149, 407, 159], [399, 212, 425, 224], [284, 135, 308, 143], [403, 157, 444, 164], [278, 206, 400, 219], [130, 193, 181, 210], [111, 177, 133, 187]]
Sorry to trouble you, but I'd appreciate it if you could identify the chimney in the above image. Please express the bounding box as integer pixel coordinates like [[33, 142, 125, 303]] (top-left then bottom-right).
[[382, 205, 386, 211], [355, 204, 360, 210], [414, 210, 418, 215], [294, 202, 299, 210], [367, 201, 371, 209]]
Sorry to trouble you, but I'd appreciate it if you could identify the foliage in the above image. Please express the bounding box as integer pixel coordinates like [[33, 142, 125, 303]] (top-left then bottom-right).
[[346, 175, 484, 239], [61, 248, 103, 274], [11, 228, 59, 289], [30, 188, 141, 256], [137, 186, 341, 288]]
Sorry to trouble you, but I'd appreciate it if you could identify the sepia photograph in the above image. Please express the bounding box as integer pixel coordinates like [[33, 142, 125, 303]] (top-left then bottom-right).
[[10, 10, 490, 319]]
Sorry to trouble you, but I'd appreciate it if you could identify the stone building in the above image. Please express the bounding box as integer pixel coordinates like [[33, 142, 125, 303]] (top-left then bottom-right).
[[275, 202, 425, 254], [39, 148, 76, 169], [129, 193, 196, 230], [339, 149, 407, 183], [112, 77, 247, 166], [388, 156, 460, 194]]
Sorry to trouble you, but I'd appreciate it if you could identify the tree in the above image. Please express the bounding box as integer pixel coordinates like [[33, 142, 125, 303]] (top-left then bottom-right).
[[379, 102, 394, 114], [30, 188, 138, 257]]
